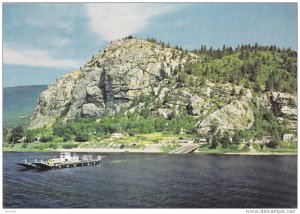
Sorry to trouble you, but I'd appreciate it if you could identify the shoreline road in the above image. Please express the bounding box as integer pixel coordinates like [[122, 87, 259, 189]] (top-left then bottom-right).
[[169, 144, 199, 154]]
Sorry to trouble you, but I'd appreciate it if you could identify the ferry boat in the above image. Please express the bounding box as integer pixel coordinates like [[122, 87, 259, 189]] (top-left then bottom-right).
[[16, 158, 41, 169], [16, 152, 105, 170]]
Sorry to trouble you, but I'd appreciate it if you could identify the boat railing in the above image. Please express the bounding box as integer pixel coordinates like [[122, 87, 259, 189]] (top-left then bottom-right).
[[21, 158, 43, 164]]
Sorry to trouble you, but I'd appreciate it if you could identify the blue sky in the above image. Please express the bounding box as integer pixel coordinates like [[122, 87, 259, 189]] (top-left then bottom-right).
[[3, 3, 297, 87]]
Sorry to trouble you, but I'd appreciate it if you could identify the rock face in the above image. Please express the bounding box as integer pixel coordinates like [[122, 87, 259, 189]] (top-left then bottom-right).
[[195, 100, 254, 135], [29, 70, 81, 128], [255, 92, 297, 131], [29, 38, 297, 136], [29, 38, 198, 128]]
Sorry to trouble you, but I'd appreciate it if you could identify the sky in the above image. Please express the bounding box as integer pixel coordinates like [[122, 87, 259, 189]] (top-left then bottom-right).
[[3, 3, 297, 87]]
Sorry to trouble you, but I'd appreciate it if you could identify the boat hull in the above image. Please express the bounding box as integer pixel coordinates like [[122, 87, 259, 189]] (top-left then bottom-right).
[[32, 162, 53, 170], [15, 163, 37, 169], [33, 159, 102, 170]]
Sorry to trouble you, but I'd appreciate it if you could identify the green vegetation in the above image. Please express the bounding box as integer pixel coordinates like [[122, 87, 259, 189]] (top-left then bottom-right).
[[145, 38, 297, 94], [3, 110, 199, 152], [3, 85, 47, 128], [3, 141, 80, 152], [3, 41, 297, 154], [198, 141, 296, 154], [231, 107, 289, 143], [190, 45, 297, 94]]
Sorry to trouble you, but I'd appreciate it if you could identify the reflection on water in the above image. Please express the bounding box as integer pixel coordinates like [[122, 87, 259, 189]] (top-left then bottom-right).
[[3, 152, 297, 208]]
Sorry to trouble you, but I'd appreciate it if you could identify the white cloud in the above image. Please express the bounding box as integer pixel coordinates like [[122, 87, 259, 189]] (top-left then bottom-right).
[[24, 17, 73, 31], [38, 37, 72, 48], [86, 3, 179, 41], [3, 45, 82, 69], [21, 5, 75, 32]]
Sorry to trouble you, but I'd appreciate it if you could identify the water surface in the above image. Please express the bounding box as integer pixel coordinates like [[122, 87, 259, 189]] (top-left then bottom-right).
[[3, 152, 297, 208]]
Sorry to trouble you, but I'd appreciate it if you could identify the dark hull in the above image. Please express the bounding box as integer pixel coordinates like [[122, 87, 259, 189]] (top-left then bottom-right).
[[33, 162, 53, 170], [16, 163, 37, 169], [33, 159, 102, 170]]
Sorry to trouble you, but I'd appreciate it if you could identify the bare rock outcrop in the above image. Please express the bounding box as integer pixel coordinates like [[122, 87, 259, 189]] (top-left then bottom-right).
[[28, 38, 296, 137], [29, 38, 198, 129], [195, 100, 254, 135], [255, 92, 297, 131]]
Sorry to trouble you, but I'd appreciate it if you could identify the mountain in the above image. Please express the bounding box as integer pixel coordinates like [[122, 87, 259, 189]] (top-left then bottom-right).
[[3, 85, 47, 128], [28, 38, 297, 140]]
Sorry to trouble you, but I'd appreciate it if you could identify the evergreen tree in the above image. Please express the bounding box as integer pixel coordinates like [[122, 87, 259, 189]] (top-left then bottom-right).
[[220, 132, 231, 148], [265, 73, 274, 92], [250, 61, 260, 82], [210, 130, 221, 149]]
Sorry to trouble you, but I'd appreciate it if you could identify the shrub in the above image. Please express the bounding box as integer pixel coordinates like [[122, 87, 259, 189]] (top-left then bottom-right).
[[40, 135, 53, 143], [266, 141, 278, 148], [75, 133, 89, 142], [63, 143, 78, 149], [178, 71, 188, 85], [220, 132, 231, 148], [232, 131, 243, 144], [228, 144, 239, 150], [210, 140, 218, 149], [63, 134, 72, 142], [49, 143, 58, 149], [24, 130, 36, 143], [35, 144, 48, 150], [128, 128, 140, 136]]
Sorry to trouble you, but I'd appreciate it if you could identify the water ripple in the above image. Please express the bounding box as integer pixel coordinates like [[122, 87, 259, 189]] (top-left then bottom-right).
[[3, 152, 297, 208]]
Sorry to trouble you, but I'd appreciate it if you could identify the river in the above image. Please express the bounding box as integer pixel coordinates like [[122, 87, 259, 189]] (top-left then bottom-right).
[[3, 152, 297, 208]]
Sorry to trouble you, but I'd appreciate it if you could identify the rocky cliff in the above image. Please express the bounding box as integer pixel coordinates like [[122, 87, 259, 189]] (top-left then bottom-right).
[[255, 92, 297, 131], [29, 38, 297, 136]]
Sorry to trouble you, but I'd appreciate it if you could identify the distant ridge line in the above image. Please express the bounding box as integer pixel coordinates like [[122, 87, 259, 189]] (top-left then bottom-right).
[[3, 85, 48, 89]]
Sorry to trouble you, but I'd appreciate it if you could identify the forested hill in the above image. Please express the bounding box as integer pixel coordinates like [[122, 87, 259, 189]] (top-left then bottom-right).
[[148, 38, 297, 94], [4, 37, 297, 149], [26, 37, 296, 140]]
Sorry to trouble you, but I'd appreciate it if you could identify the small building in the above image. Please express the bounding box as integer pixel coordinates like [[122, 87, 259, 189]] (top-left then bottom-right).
[[283, 134, 294, 142], [159, 140, 172, 145], [110, 133, 125, 139], [193, 138, 207, 144], [177, 139, 193, 144], [193, 138, 200, 143], [18, 136, 27, 143]]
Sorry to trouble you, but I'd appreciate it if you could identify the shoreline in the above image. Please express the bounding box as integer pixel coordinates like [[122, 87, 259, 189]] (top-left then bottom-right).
[[4, 147, 297, 156], [57, 148, 297, 155], [209, 152, 297, 156], [57, 147, 163, 154]]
